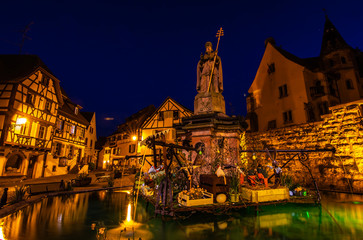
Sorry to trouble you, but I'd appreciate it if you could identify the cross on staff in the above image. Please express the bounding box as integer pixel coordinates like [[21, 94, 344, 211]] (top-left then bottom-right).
[[207, 27, 224, 93]]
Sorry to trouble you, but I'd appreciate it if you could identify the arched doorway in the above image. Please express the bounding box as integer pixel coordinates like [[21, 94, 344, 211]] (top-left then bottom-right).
[[5, 154, 24, 175]]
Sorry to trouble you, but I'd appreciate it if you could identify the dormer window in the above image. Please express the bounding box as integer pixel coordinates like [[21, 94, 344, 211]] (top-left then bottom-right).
[[341, 56, 347, 64], [75, 107, 79, 115]]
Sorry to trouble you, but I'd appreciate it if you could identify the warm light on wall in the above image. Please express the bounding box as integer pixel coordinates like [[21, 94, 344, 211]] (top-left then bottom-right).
[[126, 203, 132, 222], [16, 117, 27, 125]]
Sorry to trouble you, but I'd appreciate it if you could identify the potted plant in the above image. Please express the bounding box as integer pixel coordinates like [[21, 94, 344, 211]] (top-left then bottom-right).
[[229, 172, 239, 203], [74, 173, 92, 187]]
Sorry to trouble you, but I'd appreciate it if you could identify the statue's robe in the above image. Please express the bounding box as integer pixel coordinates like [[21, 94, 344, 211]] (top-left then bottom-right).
[[196, 51, 223, 93]]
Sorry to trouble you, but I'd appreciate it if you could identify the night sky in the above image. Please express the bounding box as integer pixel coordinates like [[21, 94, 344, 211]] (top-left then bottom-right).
[[1, 1, 363, 137]]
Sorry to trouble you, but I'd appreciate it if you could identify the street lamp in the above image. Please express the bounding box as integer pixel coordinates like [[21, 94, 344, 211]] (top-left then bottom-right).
[[132, 135, 137, 141]]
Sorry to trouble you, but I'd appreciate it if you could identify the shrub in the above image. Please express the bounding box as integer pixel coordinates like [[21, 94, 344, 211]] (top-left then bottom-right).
[[12, 185, 28, 203]]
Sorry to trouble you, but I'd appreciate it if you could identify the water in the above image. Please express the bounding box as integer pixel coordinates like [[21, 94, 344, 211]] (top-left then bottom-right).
[[1, 191, 362, 240]]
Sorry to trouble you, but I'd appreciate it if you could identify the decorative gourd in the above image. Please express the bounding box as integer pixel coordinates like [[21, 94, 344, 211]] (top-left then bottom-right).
[[216, 193, 227, 203]]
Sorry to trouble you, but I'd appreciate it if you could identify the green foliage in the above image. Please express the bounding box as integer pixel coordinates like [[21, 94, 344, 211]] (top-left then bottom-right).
[[12, 185, 28, 203], [88, 162, 96, 171], [281, 174, 295, 190]]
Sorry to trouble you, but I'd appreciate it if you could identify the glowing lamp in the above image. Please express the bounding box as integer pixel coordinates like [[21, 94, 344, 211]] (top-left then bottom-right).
[[16, 118, 27, 125], [132, 135, 137, 141]]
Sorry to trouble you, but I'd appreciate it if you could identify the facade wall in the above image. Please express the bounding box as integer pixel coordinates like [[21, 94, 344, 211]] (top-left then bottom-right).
[[248, 43, 309, 132], [243, 100, 363, 193], [84, 113, 97, 164]]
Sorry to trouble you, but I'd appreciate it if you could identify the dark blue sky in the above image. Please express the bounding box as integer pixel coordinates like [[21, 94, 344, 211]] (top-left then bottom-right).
[[1, 1, 362, 137]]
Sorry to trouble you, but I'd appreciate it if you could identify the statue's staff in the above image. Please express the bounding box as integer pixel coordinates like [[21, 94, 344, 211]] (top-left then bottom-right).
[[207, 27, 224, 92]]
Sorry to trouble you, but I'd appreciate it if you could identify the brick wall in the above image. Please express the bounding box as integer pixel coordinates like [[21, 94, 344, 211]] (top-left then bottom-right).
[[243, 100, 363, 193]]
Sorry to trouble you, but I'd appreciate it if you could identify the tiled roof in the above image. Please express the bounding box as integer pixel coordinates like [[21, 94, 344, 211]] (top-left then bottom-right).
[[0, 55, 55, 82]]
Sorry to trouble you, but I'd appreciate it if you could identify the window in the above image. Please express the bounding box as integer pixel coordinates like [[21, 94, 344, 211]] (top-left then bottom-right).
[[52, 165, 56, 172], [54, 142, 62, 156], [90, 139, 93, 148], [318, 101, 330, 115], [38, 126, 46, 139], [267, 63, 275, 74], [283, 110, 293, 124], [26, 93, 34, 105], [173, 110, 179, 120], [123, 134, 129, 140], [158, 112, 164, 121], [279, 84, 288, 98], [89, 127, 93, 134], [346, 79, 354, 90], [56, 120, 63, 131], [341, 56, 347, 64], [267, 120, 276, 130], [45, 101, 52, 112], [113, 148, 116, 154], [79, 128, 85, 138], [129, 144, 136, 153], [41, 76, 49, 86], [85, 138, 88, 145], [75, 107, 79, 115], [329, 59, 334, 67], [70, 125, 76, 135], [117, 135, 121, 140]]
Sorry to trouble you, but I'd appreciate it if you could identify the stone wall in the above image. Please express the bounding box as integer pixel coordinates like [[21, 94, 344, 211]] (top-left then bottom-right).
[[243, 100, 363, 193]]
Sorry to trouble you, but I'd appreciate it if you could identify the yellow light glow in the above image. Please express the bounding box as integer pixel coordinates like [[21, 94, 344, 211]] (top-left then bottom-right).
[[132, 135, 137, 141], [126, 203, 132, 223], [0, 222, 6, 240], [16, 117, 27, 125]]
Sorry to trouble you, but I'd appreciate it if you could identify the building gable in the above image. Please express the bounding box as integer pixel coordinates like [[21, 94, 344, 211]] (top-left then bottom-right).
[[142, 97, 192, 129]]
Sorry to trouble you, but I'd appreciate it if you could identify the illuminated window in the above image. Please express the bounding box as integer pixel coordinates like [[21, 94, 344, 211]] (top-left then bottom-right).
[[75, 107, 79, 115], [283, 110, 293, 124], [70, 125, 76, 135], [279, 84, 288, 98]]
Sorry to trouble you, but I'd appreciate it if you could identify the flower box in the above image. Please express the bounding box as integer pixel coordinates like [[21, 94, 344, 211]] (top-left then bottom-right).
[[178, 191, 213, 207]]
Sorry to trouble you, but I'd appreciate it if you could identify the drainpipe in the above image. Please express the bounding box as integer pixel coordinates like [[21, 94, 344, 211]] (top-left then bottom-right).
[[42, 151, 48, 177]]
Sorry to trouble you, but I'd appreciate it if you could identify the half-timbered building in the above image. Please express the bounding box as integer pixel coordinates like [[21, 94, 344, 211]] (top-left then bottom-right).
[[140, 97, 193, 159], [81, 112, 97, 165], [0, 55, 63, 178], [46, 88, 89, 176]]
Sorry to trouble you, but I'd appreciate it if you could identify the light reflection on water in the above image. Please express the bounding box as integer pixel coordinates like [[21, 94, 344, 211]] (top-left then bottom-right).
[[0, 191, 362, 240]]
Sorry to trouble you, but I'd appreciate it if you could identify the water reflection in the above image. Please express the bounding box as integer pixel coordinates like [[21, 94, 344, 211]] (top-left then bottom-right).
[[0, 191, 362, 240]]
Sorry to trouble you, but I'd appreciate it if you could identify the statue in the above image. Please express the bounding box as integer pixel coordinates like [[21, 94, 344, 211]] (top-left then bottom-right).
[[196, 42, 223, 93]]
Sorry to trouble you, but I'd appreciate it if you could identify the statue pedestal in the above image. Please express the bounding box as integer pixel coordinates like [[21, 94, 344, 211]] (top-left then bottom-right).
[[194, 92, 225, 115]]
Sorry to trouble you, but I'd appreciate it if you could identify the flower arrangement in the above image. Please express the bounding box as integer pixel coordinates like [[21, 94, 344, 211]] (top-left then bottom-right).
[[180, 187, 205, 200]]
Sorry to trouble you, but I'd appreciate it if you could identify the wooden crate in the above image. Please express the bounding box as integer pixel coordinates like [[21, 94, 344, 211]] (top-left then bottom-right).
[[200, 174, 230, 202], [178, 191, 213, 207], [240, 187, 289, 203]]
